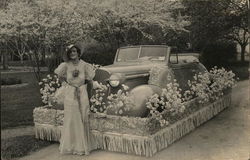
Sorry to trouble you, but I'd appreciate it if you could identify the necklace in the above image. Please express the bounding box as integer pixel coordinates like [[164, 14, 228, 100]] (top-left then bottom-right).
[[71, 60, 80, 77], [72, 60, 79, 66]]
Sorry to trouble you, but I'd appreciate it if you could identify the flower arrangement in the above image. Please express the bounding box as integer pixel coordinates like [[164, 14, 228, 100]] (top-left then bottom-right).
[[106, 84, 134, 115], [184, 67, 237, 104], [39, 74, 61, 105], [90, 83, 133, 115], [184, 72, 211, 103], [90, 83, 108, 113], [145, 67, 236, 127], [146, 80, 185, 127]]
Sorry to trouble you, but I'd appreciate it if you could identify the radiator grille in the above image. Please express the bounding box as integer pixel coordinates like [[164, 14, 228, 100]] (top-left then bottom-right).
[[94, 69, 111, 84]]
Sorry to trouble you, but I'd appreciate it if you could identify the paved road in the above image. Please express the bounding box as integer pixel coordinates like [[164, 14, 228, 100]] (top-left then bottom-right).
[[19, 80, 250, 160]]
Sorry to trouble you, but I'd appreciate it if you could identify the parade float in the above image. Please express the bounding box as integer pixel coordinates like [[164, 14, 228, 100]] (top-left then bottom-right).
[[33, 45, 236, 157]]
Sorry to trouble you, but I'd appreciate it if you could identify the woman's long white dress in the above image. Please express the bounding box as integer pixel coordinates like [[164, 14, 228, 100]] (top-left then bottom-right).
[[54, 60, 96, 155]]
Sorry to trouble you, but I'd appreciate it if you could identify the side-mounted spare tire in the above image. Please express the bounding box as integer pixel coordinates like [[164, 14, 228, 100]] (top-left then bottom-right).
[[148, 65, 175, 88]]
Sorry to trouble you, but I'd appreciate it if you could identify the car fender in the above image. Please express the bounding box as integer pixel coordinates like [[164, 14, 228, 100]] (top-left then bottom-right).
[[127, 84, 162, 117]]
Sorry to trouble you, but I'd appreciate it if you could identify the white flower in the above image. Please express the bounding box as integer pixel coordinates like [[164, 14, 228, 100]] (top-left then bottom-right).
[[117, 101, 123, 107], [122, 84, 129, 91], [42, 78, 47, 82], [118, 109, 123, 115], [100, 107, 103, 112], [117, 89, 123, 95]]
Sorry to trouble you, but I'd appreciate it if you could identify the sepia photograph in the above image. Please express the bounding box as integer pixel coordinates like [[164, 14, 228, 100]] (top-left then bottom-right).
[[1, 0, 249, 160]]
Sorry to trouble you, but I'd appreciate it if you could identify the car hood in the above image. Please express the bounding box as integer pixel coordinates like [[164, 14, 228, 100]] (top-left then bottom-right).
[[100, 61, 166, 75]]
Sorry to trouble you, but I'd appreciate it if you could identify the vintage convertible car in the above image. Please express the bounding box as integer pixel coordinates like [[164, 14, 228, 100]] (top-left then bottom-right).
[[91, 45, 207, 117]]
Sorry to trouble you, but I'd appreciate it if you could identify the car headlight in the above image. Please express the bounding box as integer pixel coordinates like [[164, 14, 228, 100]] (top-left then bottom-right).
[[108, 73, 125, 87], [109, 80, 120, 87]]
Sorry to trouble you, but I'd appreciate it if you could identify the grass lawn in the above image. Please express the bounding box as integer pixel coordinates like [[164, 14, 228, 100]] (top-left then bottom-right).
[[1, 72, 46, 129], [1, 71, 53, 159], [1, 135, 54, 160]]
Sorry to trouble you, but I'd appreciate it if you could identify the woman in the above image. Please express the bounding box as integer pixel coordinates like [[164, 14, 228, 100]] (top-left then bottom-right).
[[54, 44, 99, 155]]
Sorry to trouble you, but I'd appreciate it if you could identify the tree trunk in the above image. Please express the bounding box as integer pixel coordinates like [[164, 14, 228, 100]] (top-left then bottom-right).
[[3, 42, 8, 70], [240, 44, 246, 62], [20, 55, 24, 64], [3, 52, 8, 70], [36, 50, 41, 81], [29, 49, 42, 82]]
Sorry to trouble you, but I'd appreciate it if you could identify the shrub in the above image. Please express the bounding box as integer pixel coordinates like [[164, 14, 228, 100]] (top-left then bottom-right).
[[200, 41, 237, 69], [0, 78, 22, 85], [82, 42, 116, 66]]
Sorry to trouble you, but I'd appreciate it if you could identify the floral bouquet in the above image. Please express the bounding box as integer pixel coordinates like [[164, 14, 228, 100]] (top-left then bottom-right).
[[39, 74, 62, 108]]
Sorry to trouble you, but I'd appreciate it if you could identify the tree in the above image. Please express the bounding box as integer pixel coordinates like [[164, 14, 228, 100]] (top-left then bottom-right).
[[223, 0, 249, 62], [0, 0, 58, 79], [0, 0, 10, 69], [183, 0, 248, 62], [80, 0, 189, 48], [0, 0, 190, 75]]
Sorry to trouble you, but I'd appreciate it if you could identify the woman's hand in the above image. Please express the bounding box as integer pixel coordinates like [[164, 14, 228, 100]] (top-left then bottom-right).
[[58, 76, 67, 83], [92, 81, 102, 89]]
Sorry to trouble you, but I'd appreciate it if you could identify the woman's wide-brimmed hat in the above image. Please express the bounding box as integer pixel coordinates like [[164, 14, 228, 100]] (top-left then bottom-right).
[[62, 43, 85, 62]]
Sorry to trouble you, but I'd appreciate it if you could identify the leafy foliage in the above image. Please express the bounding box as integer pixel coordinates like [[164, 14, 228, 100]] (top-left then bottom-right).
[[200, 41, 237, 69], [0, 0, 189, 74], [1, 77, 22, 85], [183, 0, 248, 62]]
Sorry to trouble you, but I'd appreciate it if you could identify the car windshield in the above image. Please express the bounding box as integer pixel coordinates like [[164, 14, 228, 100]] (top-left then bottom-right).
[[116, 47, 140, 62], [116, 46, 167, 62]]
